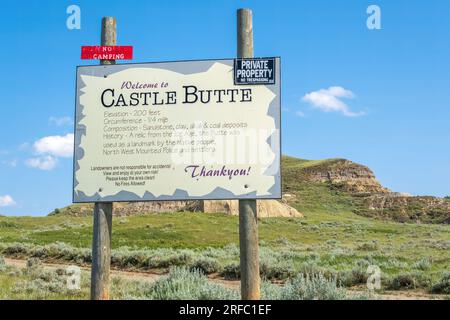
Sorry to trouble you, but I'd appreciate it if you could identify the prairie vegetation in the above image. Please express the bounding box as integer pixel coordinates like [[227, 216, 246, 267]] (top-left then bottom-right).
[[0, 209, 449, 299]]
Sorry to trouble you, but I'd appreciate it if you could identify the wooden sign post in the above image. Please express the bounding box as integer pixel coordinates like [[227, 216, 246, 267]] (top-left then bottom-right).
[[237, 8, 261, 300], [90, 17, 116, 300]]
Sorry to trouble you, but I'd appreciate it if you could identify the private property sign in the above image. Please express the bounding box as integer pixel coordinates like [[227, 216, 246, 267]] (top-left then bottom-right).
[[234, 58, 275, 85], [81, 46, 133, 60], [73, 58, 281, 202]]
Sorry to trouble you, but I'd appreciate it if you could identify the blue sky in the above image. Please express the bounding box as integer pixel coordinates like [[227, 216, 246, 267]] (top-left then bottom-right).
[[0, 0, 449, 216]]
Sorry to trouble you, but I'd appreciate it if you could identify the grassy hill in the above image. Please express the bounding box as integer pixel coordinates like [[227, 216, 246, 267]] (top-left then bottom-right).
[[51, 156, 450, 224], [0, 156, 449, 298], [282, 156, 450, 224], [281, 156, 365, 214]]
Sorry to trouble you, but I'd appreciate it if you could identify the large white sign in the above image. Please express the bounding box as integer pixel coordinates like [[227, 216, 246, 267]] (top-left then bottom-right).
[[73, 58, 281, 202]]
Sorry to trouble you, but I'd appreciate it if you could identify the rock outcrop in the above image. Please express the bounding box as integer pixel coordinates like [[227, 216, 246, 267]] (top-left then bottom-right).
[[302, 159, 389, 194], [361, 194, 450, 224], [113, 199, 303, 218]]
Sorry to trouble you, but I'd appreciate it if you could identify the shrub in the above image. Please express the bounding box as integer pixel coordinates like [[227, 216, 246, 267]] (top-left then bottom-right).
[[260, 262, 294, 280], [12, 278, 66, 298], [431, 273, 450, 294], [258, 253, 297, 280], [325, 239, 341, 249], [0, 255, 5, 272], [190, 258, 221, 274], [26, 257, 42, 270], [221, 263, 240, 280], [260, 281, 283, 300], [387, 272, 431, 290], [0, 221, 18, 228], [274, 236, 290, 246], [2, 243, 29, 255], [356, 241, 379, 251], [337, 266, 368, 287], [144, 267, 239, 300], [298, 261, 326, 277], [412, 257, 432, 271], [280, 273, 347, 300]]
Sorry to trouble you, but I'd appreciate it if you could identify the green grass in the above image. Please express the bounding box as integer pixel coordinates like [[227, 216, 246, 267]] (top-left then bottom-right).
[[0, 156, 449, 298], [0, 210, 449, 289], [1, 211, 448, 253], [0, 262, 368, 300]]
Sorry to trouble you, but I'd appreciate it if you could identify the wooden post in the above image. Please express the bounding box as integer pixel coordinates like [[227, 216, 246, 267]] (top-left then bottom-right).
[[90, 17, 116, 300], [237, 8, 260, 300]]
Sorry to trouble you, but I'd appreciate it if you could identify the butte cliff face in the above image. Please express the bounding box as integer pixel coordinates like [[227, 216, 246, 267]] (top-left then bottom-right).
[[281, 156, 450, 224], [112, 199, 302, 218], [53, 198, 302, 218], [298, 158, 389, 194]]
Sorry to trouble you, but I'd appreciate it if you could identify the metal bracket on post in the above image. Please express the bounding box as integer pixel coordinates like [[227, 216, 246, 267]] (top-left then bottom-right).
[[237, 8, 261, 300]]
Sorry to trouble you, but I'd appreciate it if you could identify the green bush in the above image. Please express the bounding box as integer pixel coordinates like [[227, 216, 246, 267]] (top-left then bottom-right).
[[26, 257, 42, 270], [298, 261, 319, 276], [412, 257, 432, 271], [0, 255, 5, 272], [356, 241, 379, 251], [0, 221, 18, 228], [280, 273, 347, 300], [337, 266, 368, 287], [431, 273, 450, 294], [221, 263, 240, 280], [2, 243, 29, 255], [387, 272, 431, 290], [10, 265, 87, 299], [144, 267, 239, 300], [259, 255, 295, 280], [190, 258, 221, 274], [260, 282, 283, 300]]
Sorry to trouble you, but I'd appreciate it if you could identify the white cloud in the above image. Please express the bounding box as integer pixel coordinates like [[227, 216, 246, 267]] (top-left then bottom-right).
[[33, 133, 74, 158], [2, 159, 18, 167], [296, 110, 306, 117], [302, 86, 364, 117], [0, 195, 16, 207], [26, 156, 58, 170], [18, 142, 31, 152], [49, 116, 72, 126]]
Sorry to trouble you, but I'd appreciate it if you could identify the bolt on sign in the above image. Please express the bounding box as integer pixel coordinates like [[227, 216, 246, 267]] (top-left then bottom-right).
[[73, 58, 281, 202]]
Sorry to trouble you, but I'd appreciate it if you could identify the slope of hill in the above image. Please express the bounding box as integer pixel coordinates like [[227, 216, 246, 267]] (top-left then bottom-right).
[[52, 156, 450, 224], [281, 156, 450, 224]]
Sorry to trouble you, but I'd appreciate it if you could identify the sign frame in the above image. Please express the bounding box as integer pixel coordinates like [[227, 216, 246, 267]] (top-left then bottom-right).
[[73, 57, 282, 203]]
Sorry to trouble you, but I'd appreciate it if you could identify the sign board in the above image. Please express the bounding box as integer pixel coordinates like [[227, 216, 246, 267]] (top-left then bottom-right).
[[73, 58, 281, 202], [81, 46, 133, 60], [234, 58, 275, 85]]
